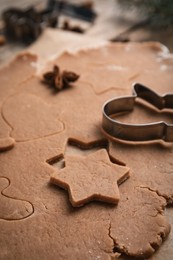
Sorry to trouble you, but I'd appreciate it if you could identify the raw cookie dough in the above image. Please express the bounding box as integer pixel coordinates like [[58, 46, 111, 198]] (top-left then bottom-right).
[[46, 42, 173, 94], [50, 149, 130, 207], [16, 77, 120, 143], [0, 53, 36, 151], [3, 93, 64, 141], [0, 42, 173, 259], [0, 115, 14, 152], [0, 177, 33, 220]]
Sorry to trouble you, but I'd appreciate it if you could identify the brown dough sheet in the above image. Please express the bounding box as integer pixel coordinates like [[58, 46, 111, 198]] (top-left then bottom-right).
[[0, 42, 173, 259], [0, 53, 37, 151]]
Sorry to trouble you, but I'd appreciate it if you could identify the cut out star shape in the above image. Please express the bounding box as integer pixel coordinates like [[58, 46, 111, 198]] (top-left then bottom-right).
[[50, 149, 130, 207]]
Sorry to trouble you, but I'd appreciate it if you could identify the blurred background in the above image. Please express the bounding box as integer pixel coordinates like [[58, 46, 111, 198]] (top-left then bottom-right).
[[0, 0, 173, 65]]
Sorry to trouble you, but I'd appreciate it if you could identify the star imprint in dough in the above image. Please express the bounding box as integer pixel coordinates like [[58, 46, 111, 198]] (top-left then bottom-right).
[[50, 149, 130, 207]]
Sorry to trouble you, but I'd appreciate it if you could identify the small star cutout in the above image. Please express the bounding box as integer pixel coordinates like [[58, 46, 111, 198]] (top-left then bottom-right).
[[50, 149, 130, 207]]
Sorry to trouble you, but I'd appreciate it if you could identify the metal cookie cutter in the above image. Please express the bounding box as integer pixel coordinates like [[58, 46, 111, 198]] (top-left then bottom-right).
[[102, 83, 173, 142]]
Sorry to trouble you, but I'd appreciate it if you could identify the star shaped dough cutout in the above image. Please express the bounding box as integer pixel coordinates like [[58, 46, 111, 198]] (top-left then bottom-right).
[[50, 149, 130, 207]]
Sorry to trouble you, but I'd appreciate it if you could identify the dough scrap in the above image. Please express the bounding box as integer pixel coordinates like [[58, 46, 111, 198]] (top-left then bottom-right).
[[109, 178, 171, 258]]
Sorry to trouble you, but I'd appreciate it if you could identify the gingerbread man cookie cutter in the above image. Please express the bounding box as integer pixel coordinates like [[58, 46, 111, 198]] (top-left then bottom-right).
[[102, 83, 173, 142]]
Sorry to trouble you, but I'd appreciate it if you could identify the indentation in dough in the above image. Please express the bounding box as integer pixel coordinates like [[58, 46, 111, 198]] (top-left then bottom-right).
[[0, 109, 15, 152], [0, 53, 37, 151], [2, 93, 64, 141], [47, 138, 109, 170], [0, 53, 37, 105], [0, 177, 34, 220], [114, 101, 173, 125]]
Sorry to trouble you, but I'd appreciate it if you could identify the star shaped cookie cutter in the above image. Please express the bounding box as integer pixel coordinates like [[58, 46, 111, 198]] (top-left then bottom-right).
[[102, 83, 173, 142]]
